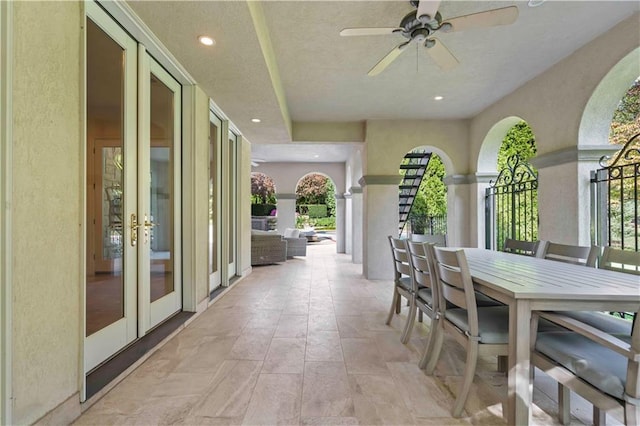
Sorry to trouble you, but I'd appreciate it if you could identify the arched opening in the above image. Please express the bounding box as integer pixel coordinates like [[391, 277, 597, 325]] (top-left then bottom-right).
[[295, 172, 336, 242], [593, 76, 640, 251], [485, 120, 539, 250], [398, 147, 450, 243], [250, 172, 277, 231]]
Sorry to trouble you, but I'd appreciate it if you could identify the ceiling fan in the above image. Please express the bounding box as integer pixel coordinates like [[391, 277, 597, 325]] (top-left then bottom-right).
[[340, 0, 518, 76]]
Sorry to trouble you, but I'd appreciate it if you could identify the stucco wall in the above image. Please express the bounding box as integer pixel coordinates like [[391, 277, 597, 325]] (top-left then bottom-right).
[[255, 162, 346, 194], [469, 13, 640, 161], [12, 2, 81, 423], [468, 13, 640, 247], [364, 119, 469, 175]]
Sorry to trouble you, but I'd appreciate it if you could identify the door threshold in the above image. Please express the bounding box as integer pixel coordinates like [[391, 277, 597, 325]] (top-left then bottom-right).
[[85, 311, 193, 400]]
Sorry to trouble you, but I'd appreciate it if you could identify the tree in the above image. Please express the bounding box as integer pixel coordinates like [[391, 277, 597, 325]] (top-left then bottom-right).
[[251, 172, 276, 204], [497, 121, 537, 172], [325, 179, 336, 217], [296, 174, 328, 205], [609, 77, 640, 145]]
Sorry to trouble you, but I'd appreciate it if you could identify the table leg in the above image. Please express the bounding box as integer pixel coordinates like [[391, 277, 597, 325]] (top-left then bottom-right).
[[508, 300, 533, 425]]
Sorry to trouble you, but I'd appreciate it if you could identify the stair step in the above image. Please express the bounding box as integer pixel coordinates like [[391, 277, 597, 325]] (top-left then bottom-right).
[[403, 152, 429, 159], [400, 164, 424, 170]]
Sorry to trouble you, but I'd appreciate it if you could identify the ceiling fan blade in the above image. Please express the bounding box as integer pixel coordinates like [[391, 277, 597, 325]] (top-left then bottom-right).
[[425, 38, 459, 71], [340, 28, 400, 37], [368, 41, 411, 76], [417, 0, 441, 22], [444, 6, 519, 33]]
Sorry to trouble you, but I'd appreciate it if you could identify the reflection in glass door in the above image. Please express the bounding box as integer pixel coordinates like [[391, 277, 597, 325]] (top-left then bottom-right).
[[227, 131, 238, 278], [140, 53, 182, 331], [209, 112, 222, 292], [85, 5, 138, 372]]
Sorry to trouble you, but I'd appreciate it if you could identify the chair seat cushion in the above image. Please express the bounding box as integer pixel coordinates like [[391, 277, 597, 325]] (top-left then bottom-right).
[[535, 331, 628, 399], [417, 287, 433, 305], [475, 291, 503, 307], [397, 277, 412, 291], [559, 311, 632, 335], [445, 306, 510, 344]]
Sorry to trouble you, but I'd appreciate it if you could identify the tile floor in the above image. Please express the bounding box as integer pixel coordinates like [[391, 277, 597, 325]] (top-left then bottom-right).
[[75, 242, 620, 425]]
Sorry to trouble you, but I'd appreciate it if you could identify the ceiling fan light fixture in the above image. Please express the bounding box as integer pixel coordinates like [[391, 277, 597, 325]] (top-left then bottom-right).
[[425, 39, 436, 48], [439, 22, 453, 33]]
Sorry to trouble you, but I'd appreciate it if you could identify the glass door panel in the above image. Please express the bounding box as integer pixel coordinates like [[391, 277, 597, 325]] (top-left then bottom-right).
[[142, 54, 182, 331], [84, 3, 138, 373], [209, 112, 222, 292], [227, 131, 237, 277]]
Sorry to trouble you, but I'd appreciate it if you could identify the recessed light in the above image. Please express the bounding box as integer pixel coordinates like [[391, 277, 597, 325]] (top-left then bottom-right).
[[313, 154, 320, 158], [251, 118, 261, 123], [527, 0, 546, 7], [198, 36, 215, 46], [434, 95, 444, 101]]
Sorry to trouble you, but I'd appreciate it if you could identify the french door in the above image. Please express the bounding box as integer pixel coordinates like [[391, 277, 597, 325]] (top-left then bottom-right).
[[227, 131, 238, 278], [209, 112, 222, 292], [85, 2, 181, 374]]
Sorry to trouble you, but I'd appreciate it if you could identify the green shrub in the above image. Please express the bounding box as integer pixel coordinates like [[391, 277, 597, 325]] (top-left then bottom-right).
[[298, 204, 327, 218], [251, 203, 276, 216]]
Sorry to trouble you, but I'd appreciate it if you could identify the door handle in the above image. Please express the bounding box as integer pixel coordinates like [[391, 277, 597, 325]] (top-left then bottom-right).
[[143, 215, 155, 244], [129, 213, 142, 246]]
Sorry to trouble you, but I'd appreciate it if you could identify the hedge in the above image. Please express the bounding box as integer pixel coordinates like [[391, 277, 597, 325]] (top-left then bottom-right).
[[251, 203, 276, 216], [298, 204, 327, 218]]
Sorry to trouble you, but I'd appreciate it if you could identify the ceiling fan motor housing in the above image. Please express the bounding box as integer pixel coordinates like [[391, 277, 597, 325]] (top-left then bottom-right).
[[399, 10, 443, 41]]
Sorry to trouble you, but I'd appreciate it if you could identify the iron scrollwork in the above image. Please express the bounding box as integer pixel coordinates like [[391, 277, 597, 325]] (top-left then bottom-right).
[[489, 154, 538, 188], [599, 133, 640, 168]]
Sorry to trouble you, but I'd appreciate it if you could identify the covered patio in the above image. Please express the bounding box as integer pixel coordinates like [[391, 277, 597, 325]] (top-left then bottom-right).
[[74, 242, 607, 425]]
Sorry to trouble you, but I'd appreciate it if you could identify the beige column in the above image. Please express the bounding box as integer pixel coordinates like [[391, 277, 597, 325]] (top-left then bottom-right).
[[335, 194, 345, 253], [344, 192, 352, 255], [360, 175, 402, 279], [531, 145, 619, 246], [275, 193, 296, 232], [350, 186, 363, 264]]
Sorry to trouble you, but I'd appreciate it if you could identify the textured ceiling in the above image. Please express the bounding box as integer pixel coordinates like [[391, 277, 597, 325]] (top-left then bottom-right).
[[127, 0, 640, 163]]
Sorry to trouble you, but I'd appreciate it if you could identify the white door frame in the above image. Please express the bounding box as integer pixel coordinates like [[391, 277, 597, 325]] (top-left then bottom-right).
[[84, 1, 139, 375], [209, 111, 222, 292], [139, 50, 182, 332], [0, 1, 13, 422], [227, 130, 238, 278]]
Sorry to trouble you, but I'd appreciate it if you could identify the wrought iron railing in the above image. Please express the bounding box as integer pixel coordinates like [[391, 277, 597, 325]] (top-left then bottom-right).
[[485, 154, 539, 251], [591, 133, 640, 251], [408, 214, 447, 236]]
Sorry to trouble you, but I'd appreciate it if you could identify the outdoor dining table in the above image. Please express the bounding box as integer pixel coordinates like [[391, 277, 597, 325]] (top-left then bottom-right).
[[458, 248, 640, 425]]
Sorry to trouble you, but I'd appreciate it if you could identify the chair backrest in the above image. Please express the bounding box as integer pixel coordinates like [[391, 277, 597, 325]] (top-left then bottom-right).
[[388, 236, 411, 280], [433, 247, 479, 335], [406, 240, 434, 293], [410, 234, 447, 247], [503, 238, 539, 256], [537, 241, 599, 267], [600, 246, 640, 275]]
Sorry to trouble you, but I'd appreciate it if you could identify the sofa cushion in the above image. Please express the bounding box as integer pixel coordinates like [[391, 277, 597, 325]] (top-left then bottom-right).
[[251, 229, 282, 240], [283, 228, 300, 238]]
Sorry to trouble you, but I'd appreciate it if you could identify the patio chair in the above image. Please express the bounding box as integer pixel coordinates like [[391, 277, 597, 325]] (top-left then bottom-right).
[[537, 241, 599, 267], [550, 246, 639, 425], [386, 237, 414, 337], [531, 310, 640, 425], [404, 241, 440, 351], [425, 247, 510, 417], [503, 238, 540, 256]]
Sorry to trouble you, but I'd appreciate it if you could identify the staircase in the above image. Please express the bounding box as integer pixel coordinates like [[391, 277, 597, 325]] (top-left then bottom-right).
[[398, 151, 431, 236]]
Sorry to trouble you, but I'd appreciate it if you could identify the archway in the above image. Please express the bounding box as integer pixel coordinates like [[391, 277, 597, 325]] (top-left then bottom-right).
[[250, 172, 277, 231], [294, 173, 337, 243], [479, 118, 539, 250]]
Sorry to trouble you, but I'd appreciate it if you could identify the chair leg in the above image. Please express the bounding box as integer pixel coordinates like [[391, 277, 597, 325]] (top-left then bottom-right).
[[423, 319, 444, 373], [400, 298, 417, 344], [497, 355, 508, 373], [418, 310, 423, 323], [452, 340, 479, 418], [557, 383, 571, 425], [396, 292, 402, 314], [418, 314, 438, 369], [386, 289, 399, 325], [593, 406, 606, 426], [624, 400, 639, 426]]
